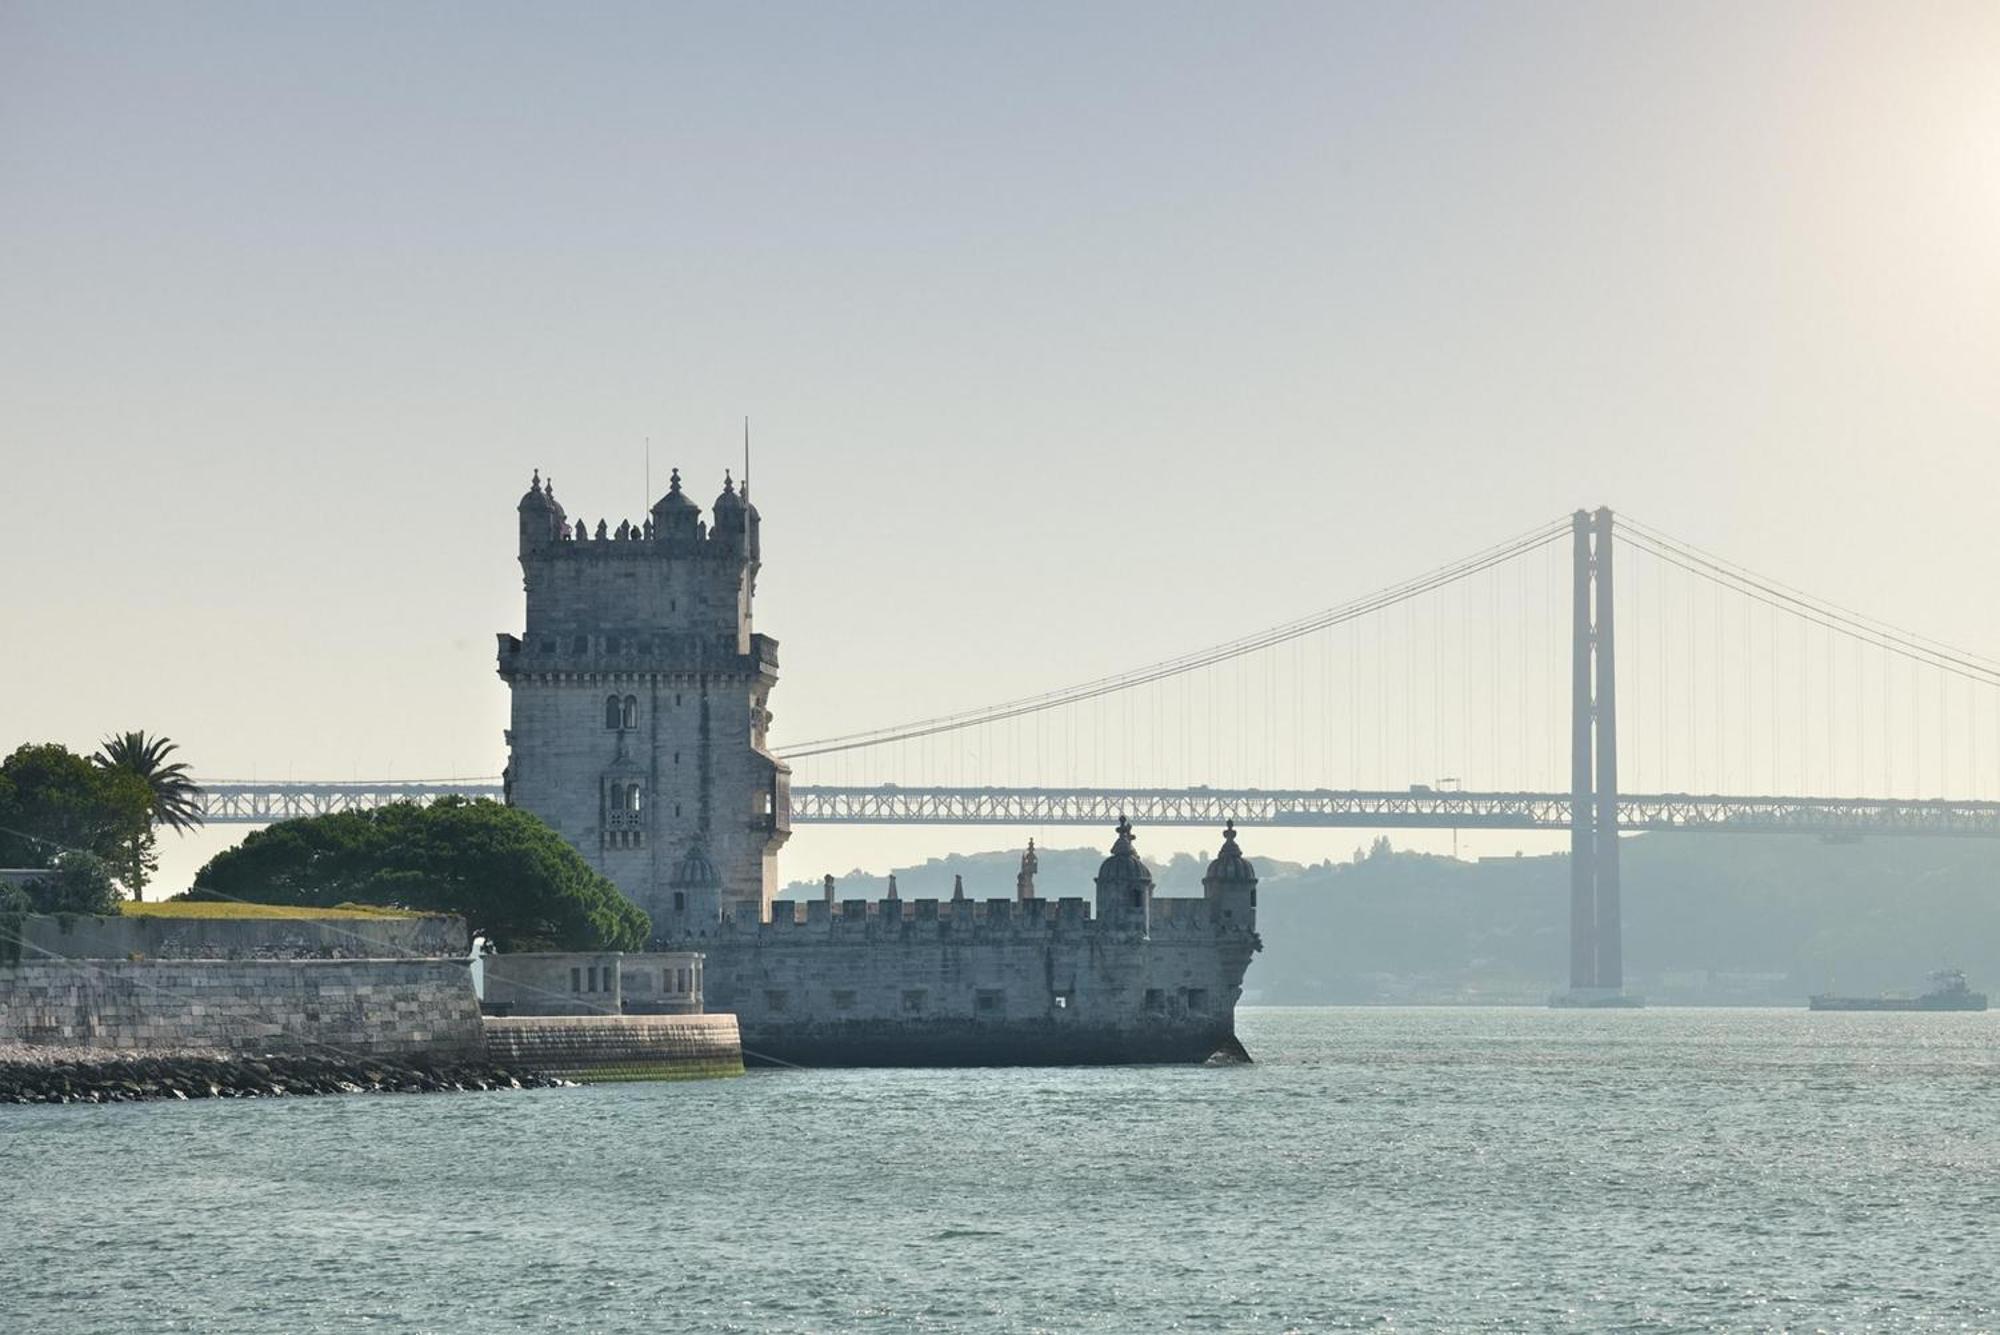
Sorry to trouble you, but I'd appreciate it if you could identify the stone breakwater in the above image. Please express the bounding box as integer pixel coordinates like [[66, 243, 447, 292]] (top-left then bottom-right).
[[0, 1044, 566, 1105]]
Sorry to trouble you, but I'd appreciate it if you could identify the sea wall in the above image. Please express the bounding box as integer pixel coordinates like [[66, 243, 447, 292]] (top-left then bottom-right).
[[0, 958, 485, 1056], [3, 912, 469, 963], [482, 1013, 742, 1080]]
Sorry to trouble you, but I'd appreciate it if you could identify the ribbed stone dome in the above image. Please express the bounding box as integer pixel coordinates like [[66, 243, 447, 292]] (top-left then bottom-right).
[[652, 468, 700, 521], [670, 840, 720, 889], [1095, 816, 1153, 889], [1204, 821, 1255, 884], [518, 470, 555, 511]]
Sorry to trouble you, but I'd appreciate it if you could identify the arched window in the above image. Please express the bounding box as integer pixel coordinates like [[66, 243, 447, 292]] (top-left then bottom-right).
[[622, 695, 639, 730], [628, 786, 643, 814], [604, 696, 622, 730]]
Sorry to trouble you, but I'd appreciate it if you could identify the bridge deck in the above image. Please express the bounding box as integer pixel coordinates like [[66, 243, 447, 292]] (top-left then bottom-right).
[[193, 783, 2000, 837]]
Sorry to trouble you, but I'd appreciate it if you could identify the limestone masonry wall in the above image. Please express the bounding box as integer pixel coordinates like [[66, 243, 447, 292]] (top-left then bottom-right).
[[685, 893, 1259, 1064], [0, 959, 486, 1055], [5, 912, 468, 963]]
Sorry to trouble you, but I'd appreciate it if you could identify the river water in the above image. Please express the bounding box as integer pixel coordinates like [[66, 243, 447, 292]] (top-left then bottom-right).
[[3, 1007, 1996, 1332]]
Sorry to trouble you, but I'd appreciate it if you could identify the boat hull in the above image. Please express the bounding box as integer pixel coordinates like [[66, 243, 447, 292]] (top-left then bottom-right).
[[1808, 993, 1988, 1012]]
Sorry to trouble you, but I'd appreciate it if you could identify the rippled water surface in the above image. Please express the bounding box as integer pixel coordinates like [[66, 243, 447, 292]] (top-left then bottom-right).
[[4, 1007, 1998, 1332]]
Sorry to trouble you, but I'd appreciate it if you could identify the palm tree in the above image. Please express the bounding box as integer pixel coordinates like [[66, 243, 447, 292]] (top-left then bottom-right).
[[94, 732, 205, 899]]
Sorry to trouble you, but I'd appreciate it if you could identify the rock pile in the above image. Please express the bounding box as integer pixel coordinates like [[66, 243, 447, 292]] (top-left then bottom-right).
[[0, 1049, 568, 1104]]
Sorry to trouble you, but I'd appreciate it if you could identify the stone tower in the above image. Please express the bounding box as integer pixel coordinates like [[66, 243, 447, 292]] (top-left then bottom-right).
[[497, 467, 790, 935]]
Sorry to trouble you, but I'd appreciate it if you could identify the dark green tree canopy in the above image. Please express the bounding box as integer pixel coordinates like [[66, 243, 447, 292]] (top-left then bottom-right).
[[188, 797, 650, 952], [18, 851, 122, 916], [0, 743, 153, 871]]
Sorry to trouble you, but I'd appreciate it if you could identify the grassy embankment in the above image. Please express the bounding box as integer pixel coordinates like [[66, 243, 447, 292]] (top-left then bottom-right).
[[122, 901, 421, 920]]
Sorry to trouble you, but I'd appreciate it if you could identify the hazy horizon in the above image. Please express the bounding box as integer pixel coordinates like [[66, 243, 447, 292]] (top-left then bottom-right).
[[5, 2, 1997, 891]]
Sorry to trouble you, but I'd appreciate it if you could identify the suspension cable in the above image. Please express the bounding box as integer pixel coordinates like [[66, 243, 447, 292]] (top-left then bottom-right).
[[778, 516, 1571, 758]]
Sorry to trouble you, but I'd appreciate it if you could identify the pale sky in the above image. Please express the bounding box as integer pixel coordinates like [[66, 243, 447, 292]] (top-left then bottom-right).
[[4, 2, 1997, 892]]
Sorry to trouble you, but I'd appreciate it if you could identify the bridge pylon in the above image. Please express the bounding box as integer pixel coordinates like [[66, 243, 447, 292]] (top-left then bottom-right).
[[1561, 506, 1631, 1005]]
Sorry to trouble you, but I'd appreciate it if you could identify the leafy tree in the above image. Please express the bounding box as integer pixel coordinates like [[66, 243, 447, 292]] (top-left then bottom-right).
[[188, 797, 651, 952], [0, 743, 151, 880], [24, 851, 121, 916], [92, 731, 205, 900]]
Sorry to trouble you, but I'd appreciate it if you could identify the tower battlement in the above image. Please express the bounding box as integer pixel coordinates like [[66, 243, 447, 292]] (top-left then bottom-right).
[[500, 465, 788, 931]]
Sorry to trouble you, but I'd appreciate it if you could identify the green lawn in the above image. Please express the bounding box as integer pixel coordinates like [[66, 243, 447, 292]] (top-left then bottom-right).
[[124, 901, 424, 921]]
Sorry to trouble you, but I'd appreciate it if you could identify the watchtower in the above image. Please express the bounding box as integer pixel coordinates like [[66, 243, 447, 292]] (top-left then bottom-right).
[[497, 468, 790, 933]]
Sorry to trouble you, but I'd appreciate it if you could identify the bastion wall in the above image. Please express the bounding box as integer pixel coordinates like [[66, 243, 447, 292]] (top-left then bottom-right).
[[0, 958, 486, 1056], [679, 894, 1259, 1065]]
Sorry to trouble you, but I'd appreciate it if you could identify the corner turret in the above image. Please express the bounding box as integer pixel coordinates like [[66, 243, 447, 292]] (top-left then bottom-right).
[[650, 468, 702, 544], [1202, 820, 1258, 929], [517, 469, 566, 552], [710, 471, 748, 555], [1094, 817, 1153, 933]]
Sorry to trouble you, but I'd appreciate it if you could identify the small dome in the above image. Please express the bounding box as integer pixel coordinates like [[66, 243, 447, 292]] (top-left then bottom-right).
[[519, 469, 555, 511], [712, 470, 745, 516], [670, 839, 720, 889], [652, 468, 700, 520], [1095, 816, 1153, 888], [1204, 820, 1256, 884]]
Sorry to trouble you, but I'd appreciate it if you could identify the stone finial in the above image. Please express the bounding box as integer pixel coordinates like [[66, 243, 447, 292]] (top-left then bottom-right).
[[594, 519, 608, 540], [952, 873, 965, 902], [1112, 815, 1135, 854], [822, 873, 836, 905], [573, 518, 587, 540], [886, 873, 899, 900], [531, 468, 541, 491], [723, 469, 735, 495], [615, 520, 631, 540], [669, 467, 683, 494]]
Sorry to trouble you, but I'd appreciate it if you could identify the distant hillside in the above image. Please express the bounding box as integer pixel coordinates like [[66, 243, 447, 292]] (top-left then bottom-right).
[[783, 834, 2000, 1005]]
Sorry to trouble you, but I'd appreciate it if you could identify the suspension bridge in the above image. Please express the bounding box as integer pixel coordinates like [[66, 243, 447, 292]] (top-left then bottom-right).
[[195, 508, 2000, 996]]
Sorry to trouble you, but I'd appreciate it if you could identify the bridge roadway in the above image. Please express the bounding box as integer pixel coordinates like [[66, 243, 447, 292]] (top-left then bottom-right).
[[195, 783, 2000, 838]]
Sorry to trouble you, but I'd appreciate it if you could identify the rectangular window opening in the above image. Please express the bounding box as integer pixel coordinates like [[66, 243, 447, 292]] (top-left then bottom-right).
[[901, 989, 927, 1014]]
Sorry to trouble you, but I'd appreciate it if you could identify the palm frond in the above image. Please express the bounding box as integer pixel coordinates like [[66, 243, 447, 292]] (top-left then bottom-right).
[[95, 730, 206, 832]]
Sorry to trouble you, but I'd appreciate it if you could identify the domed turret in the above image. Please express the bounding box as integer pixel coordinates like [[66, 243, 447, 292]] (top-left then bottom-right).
[[711, 471, 748, 552], [1094, 816, 1153, 930], [1202, 820, 1258, 928], [651, 468, 702, 543], [1204, 821, 1255, 886], [518, 469, 564, 551]]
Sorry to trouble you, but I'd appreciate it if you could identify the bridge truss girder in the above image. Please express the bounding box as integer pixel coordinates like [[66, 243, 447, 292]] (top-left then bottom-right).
[[194, 783, 2000, 838]]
